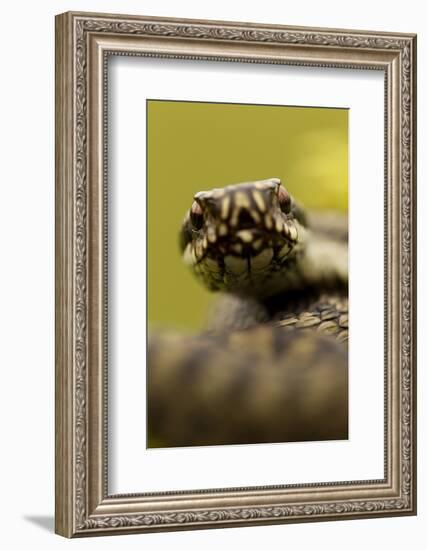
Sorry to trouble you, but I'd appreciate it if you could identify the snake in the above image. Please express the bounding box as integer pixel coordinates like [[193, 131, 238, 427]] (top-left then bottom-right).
[[148, 178, 348, 448]]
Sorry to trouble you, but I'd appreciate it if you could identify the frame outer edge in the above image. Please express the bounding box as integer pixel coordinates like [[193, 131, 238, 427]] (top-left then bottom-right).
[[62, 10, 416, 40], [409, 34, 417, 514], [54, 10, 417, 537], [413, 35, 417, 514], [55, 12, 76, 538]]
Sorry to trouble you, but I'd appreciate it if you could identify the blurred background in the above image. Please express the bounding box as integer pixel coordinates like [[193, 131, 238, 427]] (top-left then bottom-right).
[[148, 100, 348, 331]]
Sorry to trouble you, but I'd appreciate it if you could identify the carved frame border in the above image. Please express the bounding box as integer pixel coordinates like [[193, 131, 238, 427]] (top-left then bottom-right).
[[55, 11, 416, 537]]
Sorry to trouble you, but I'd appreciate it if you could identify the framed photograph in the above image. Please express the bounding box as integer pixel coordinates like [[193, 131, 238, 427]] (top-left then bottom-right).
[[55, 11, 417, 537]]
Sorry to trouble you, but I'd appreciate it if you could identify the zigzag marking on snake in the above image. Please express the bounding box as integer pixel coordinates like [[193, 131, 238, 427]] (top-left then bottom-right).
[[148, 178, 348, 448]]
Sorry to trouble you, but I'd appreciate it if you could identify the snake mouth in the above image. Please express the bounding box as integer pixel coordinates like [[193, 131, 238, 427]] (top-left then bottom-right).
[[188, 230, 296, 291], [188, 225, 297, 294], [183, 211, 300, 280], [182, 224, 297, 283]]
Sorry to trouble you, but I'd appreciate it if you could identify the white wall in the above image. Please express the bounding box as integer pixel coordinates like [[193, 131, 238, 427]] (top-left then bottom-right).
[[0, 1, 424, 548]]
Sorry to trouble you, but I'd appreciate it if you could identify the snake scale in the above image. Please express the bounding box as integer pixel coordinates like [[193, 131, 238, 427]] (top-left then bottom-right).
[[148, 178, 348, 448]]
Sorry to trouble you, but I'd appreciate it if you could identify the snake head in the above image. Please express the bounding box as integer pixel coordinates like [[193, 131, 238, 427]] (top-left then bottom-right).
[[180, 178, 307, 296]]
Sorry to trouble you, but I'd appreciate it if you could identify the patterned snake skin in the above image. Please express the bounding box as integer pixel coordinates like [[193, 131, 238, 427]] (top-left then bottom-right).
[[148, 178, 348, 448]]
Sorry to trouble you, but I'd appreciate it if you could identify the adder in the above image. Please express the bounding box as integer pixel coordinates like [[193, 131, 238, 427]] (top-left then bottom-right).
[[148, 178, 348, 448]]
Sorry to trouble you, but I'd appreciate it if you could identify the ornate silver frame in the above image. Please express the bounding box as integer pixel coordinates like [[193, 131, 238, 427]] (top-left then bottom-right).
[[55, 11, 417, 537]]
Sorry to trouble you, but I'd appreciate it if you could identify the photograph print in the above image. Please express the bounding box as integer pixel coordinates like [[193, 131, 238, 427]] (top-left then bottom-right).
[[147, 99, 349, 449]]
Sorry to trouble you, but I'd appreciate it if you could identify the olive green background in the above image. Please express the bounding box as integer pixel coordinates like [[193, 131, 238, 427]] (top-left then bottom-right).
[[147, 100, 348, 331]]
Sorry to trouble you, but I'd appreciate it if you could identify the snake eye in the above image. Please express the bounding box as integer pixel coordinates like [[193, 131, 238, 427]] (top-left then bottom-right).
[[278, 186, 292, 214], [190, 201, 204, 230]]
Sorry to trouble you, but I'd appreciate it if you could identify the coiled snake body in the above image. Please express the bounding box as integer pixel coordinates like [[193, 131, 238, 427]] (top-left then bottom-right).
[[148, 178, 348, 447]]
